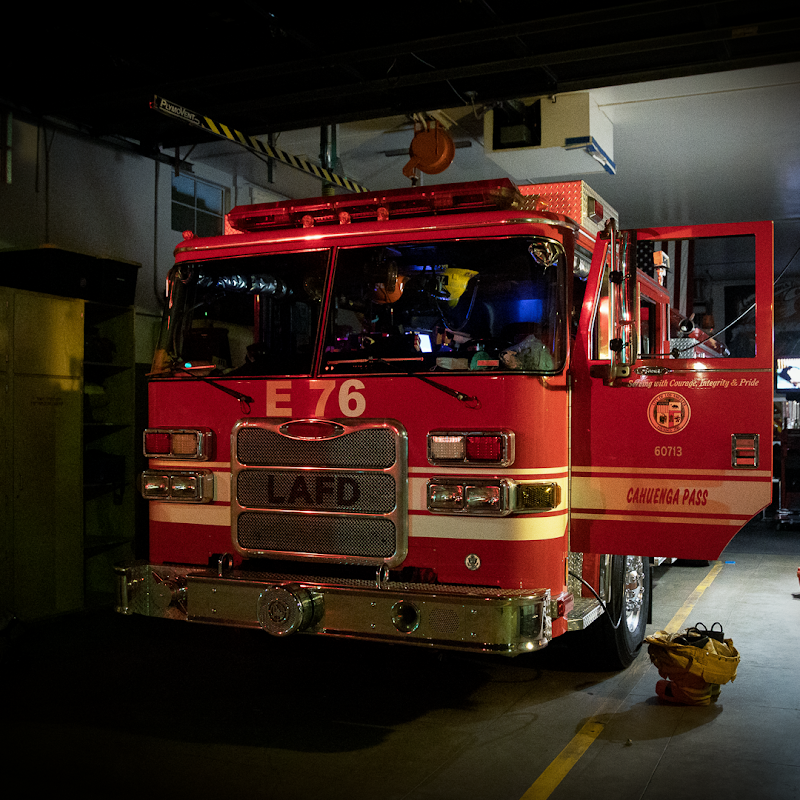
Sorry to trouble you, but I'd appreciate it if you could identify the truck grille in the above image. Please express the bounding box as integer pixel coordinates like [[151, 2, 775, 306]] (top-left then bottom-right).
[[237, 513, 397, 558], [237, 470, 396, 513], [236, 426, 397, 468], [231, 419, 408, 566]]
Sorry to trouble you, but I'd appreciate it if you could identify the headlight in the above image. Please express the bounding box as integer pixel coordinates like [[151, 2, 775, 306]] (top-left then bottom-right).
[[140, 470, 214, 503], [427, 479, 560, 515]]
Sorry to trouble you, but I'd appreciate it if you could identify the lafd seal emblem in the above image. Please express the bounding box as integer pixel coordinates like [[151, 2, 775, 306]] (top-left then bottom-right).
[[647, 391, 691, 434]]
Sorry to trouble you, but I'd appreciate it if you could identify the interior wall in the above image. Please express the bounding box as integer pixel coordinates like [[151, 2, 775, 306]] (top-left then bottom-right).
[[0, 117, 294, 363]]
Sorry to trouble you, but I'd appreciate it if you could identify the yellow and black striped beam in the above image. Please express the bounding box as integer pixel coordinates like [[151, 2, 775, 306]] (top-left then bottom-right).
[[151, 95, 369, 193]]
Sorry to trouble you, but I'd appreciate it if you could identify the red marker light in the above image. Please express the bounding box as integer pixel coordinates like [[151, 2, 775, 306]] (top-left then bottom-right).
[[143, 428, 213, 460], [428, 430, 514, 466], [466, 435, 503, 462], [145, 432, 171, 455]]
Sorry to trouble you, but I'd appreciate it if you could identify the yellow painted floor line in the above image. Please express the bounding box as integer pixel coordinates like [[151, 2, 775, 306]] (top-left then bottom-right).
[[663, 561, 724, 634], [518, 560, 725, 800]]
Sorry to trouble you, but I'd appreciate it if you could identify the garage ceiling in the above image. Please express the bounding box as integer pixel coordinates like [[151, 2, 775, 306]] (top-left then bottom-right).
[[5, 2, 799, 144], [3, 2, 800, 232]]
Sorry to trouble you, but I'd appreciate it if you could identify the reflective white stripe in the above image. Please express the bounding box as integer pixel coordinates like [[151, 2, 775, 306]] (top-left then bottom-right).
[[571, 475, 770, 519], [410, 513, 566, 541], [410, 465, 569, 477], [572, 465, 772, 479], [571, 512, 746, 526], [149, 460, 230, 469], [151, 503, 231, 526], [215, 473, 230, 503], [409, 476, 428, 511]]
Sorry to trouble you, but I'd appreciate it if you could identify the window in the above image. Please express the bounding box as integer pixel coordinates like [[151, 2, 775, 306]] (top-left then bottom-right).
[[591, 234, 757, 361], [171, 174, 224, 237], [322, 237, 567, 375], [154, 251, 329, 377], [649, 235, 756, 359]]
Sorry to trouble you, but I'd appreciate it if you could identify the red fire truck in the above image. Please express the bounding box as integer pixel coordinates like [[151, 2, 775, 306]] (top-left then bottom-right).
[[116, 178, 774, 667]]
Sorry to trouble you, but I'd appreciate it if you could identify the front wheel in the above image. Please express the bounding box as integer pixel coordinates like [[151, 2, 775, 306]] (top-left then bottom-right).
[[587, 554, 651, 670]]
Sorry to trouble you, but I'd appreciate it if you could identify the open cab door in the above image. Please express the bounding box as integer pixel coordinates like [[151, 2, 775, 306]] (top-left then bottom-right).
[[571, 221, 774, 559]]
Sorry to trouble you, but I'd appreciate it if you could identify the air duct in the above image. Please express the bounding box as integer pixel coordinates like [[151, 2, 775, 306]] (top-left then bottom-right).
[[484, 92, 614, 179]]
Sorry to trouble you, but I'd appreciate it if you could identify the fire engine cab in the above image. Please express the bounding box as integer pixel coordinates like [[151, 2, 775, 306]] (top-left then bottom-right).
[[116, 178, 774, 667]]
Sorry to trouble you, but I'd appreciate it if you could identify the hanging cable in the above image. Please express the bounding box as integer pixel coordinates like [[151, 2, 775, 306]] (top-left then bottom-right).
[[568, 570, 623, 630]]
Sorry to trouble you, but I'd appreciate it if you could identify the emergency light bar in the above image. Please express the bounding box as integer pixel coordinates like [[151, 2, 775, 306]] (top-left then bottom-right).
[[226, 179, 537, 233]]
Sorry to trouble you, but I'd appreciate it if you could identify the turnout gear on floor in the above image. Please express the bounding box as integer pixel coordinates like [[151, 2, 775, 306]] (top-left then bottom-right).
[[646, 624, 740, 706]]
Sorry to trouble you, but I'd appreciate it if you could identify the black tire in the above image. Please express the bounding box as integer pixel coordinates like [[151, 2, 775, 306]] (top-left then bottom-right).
[[587, 554, 651, 670]]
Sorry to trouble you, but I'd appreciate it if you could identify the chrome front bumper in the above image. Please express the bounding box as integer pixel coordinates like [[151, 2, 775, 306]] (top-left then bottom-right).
[[115, 561, 552, 656]]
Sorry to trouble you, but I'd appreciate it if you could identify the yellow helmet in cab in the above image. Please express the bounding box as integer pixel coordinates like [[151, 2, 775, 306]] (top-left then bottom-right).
[[439, 267, 478, 307]]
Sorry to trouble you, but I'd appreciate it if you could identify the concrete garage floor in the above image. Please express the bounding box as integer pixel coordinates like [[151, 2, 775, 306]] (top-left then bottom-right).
[[2, 518, 799, 800]]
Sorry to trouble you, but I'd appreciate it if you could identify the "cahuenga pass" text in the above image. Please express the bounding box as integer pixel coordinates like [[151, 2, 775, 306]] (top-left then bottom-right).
[[626, 486, 708, 506]]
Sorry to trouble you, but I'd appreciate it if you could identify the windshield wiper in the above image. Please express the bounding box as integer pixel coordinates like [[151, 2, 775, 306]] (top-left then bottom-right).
[[174, 365, 254, 413], [324, 356, 480, 408], [414, 374, 481, 409]]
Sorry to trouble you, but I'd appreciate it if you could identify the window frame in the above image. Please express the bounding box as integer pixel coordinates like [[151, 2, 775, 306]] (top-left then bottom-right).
[[171, 174, 226, 238]]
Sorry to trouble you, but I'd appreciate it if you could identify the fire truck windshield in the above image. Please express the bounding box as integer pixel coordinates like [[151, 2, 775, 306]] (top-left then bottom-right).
[[152, 249, 328, 377], [323, 236, 565, 375], [152, 236, 566, 378]]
